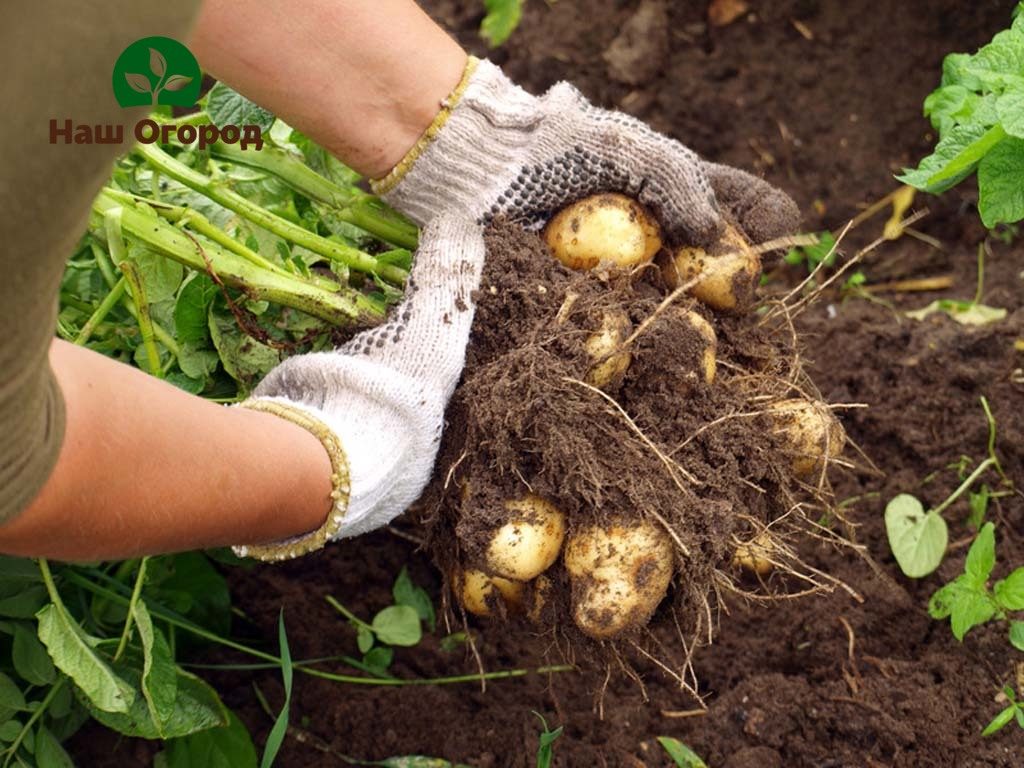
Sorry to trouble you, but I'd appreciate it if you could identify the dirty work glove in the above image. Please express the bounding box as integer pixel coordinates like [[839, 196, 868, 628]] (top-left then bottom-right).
[[233, 214, 483, 562], [372, 57, 799, 245]]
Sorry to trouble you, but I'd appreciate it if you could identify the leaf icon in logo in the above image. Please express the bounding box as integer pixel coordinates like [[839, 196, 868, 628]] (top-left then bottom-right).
[[162, 74, 193, 92], [125, 73, 152, 94], [149, 47, 167, 77]]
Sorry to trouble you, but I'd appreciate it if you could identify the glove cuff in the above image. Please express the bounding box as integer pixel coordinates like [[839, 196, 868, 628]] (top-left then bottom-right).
[[370, 58, 541, 225], [231, 398, 351, 562]]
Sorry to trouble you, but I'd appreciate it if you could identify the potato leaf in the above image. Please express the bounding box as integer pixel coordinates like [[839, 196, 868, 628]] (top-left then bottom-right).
[[159, 710, 257, 768], [34, 725, 74, 768], [371, 605, 422, 647], [36, 605, 134, 714], [964, 522, 996, 586], [392, 567, 436, 632], [885, 494, 948, 578], [1009, 620, 1024, 651], [206, 82, 275, 133], [480, 0, 523, 48], [13, 623, 56, 687], [994, 568, 1024, 610], [133, 600, 178, 737], [950, 591, 998, 641], [977, 136, 1024, 225]]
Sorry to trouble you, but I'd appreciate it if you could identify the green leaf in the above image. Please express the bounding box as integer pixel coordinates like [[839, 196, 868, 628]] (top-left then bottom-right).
[[36, 604, 133, 714], [146, 553, 232, 639], [657, 736, 709, 768], [885, 495, 948, 578], [967, 485, 990, 529], [392, 567, 436, 632], [978, 136, 1024, 226], [532, 712, 562, 768], [0, 720, 21, 743], [996, 569, 1024, 610], [208, 305, 280, 387], [905, 299, 1007, 326], [950, 591, 997, 640], [259, 612, 292, 768], [361, 646, 393, 675], [929, 579, 966, 620], [34, 724, 73, 768], [996, 90, 1024, 136], [127, 245, 183, 303], [0, 586, 48, 619], [439, 632, 468, 653], [1009, 620, 1024, 651], [898, 123, 999, 193], [206, 82, 275, 133], [356, 625, 374, 655], [480, 0, 523, 47], [82, 653, 227, 739], [371, 606, 422, 647], [13, 623, 56, 687], [924, 85, 981, 133], [0, 558, 42, 585], [174, 274, 219, 344], [982, 704, 1016, 736], [160, 710, 258, 768], [0, 673, 27, 725], [965, 522, 997, 585], [133, 600, 178, 737]]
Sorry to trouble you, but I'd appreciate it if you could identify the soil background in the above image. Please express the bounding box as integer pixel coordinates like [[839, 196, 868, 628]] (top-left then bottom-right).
[[71, 1, 1024, 766]]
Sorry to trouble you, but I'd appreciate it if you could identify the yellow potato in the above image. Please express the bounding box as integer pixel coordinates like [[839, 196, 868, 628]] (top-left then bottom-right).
[[660, 224, 760, 312], [456, 567, 525, 617], [563, 518, 673, 639], [768, 398, 846, 477], [485, 494, 567, 581], [544, 193, 662, 270], [585, 310, 633, 389], [732, 532, 775, 576], [681, 309, 717, 385]]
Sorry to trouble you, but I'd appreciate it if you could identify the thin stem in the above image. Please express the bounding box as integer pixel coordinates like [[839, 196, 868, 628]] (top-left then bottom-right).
[[37, 558, 63, 608], [299, 663, 576, 687], [134, 143, 407, 285], [114, 557, 149, 662], [974, 243, 985, 305], [324, 595, 372, 632], [118, 261, 163, 378], [89, 241, 181, 358], [931, 458, 996, 517], [74, 277, 127, 346], [979, 395, 1009, 485]]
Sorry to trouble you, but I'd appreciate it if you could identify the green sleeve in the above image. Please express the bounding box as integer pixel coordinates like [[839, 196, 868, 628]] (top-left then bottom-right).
[[0, 1, 200, 522]]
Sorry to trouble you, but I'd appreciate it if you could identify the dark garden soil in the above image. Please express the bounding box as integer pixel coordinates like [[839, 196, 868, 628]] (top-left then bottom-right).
[[71, 1, 1024, 766]]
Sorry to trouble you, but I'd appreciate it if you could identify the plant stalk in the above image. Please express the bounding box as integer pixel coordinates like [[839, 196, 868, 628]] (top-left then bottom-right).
[[92, 191, 384, 325], [134, 143, 407, 285], [210, 140, 419, 250]]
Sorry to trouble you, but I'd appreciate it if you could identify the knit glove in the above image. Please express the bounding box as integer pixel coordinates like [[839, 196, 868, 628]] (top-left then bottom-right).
[[234, 57, 797, 561]]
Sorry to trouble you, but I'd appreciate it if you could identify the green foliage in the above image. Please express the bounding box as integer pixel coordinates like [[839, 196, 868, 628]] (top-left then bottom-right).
[[885, 397, 1009, 578], [206, 82, 276, 133], [982, 686, 1024, 736], [658, 736, 709, 768], [327, 568, 435, 677], [0, 554, 242, 766], [900, 4, 1024, 226], [259, 613, 293, 768], [532, 712, 562, 768], [480, 0, 524, 47], [784, 231, 837, 272]]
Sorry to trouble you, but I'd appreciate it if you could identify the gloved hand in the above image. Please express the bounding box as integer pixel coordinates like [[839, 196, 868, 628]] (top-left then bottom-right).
[[234, 57, 798, 562]]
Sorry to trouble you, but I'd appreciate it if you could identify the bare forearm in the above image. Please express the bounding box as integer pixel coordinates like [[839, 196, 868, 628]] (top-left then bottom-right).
[[0, 341, 331, 561], [189, 0, 466, 178]]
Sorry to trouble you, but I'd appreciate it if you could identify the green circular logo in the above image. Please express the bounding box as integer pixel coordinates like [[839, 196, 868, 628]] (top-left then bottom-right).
[[112, 36, 201, 108]]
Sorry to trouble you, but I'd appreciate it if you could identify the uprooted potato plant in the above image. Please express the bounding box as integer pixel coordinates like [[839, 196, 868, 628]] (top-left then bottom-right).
[[421, 193, 859, 690]]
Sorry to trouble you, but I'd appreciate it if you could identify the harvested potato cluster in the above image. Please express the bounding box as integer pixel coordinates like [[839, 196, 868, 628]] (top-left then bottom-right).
[[423, 195, 848, 648]]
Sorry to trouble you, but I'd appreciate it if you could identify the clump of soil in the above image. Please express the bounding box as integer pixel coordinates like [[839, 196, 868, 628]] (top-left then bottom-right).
[[421, 218, 849, 667]]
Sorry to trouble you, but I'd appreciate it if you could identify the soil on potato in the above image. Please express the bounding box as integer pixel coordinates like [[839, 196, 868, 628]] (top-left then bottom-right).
[[70, 1, 1024, 766]]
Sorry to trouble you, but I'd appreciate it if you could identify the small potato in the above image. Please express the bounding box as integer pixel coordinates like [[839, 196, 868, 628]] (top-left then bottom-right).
[[544, 193, 662, 270], [681, 309, 717, 385], [456, 567, 525, 617], [768, 398, 846, 477], [660, 224, 760, 312], [564, 518, 674, 639], [585, 310, 633, 389], [485, 495, 567, 581], [732, 532, 775, 576]]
